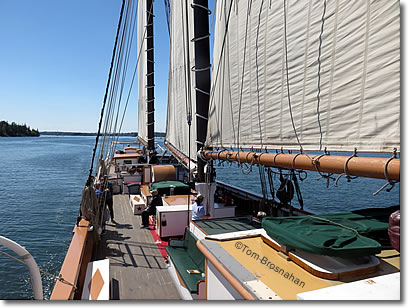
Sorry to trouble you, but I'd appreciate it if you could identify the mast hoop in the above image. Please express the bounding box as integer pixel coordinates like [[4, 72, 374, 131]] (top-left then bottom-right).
[[191, 34, 211, 42], [194, 87, 210, 96], [145, 10, 155, 17], [190, 3, 212, 14], [191, 65, 211, 72], [196, 113, 208, 121]]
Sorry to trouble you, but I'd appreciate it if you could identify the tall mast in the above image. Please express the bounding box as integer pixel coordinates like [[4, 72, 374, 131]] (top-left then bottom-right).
[[146, 0, 155, 156], [191, 0, 211, 182]]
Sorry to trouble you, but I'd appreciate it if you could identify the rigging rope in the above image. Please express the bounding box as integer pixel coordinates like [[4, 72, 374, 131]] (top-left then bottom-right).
[[316, 0, 327, 151], [236, 0, 253, 162], [283, 0, 302, 150], [164, 0, 171, 36], [111, 0, 154, 156], [86, 0, 126, 186]]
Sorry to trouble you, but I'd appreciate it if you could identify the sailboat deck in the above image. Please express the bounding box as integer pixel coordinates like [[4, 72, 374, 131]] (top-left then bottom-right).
[[94, 194, 181, 300]]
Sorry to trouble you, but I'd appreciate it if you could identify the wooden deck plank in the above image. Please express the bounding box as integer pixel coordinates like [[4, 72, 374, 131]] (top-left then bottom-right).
[[94, 194, 181, 300]]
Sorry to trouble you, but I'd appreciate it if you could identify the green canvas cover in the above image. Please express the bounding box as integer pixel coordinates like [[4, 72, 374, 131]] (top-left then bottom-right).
[[262, 206, 398, 258], [150, 180, 190, 195]]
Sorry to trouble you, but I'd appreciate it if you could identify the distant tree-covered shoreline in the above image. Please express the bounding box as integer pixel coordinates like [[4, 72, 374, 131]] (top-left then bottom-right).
[[40, 131, 166, 137], [0, 121, 40, 137]]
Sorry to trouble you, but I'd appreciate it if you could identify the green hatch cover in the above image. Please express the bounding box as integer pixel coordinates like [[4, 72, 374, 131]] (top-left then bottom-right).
[[262, 206, 398, 258]]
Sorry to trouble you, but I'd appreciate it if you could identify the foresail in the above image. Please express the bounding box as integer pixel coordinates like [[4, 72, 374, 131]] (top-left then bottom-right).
[[206, 0, 400, 153], [137, 0, 148, 144], [166, 0, 198, 160]]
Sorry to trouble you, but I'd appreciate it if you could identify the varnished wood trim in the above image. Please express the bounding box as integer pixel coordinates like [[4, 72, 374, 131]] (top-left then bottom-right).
[[205, 259, 208, 300], [50, 219, 90, 300], [191, 221, 208, 236], [196, 240, 256, 300]]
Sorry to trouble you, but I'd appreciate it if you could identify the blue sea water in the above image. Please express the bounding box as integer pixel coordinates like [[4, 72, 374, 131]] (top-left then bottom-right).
[[0, 136, 400, 299]]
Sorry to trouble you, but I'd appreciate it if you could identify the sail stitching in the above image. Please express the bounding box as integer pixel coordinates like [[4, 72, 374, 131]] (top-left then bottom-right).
[[237, 0, 253, 170], [255, 0, 265, 147]]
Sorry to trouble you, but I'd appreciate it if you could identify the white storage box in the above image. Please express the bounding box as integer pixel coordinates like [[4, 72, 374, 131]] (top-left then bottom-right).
[[129, 195, 145, 215]]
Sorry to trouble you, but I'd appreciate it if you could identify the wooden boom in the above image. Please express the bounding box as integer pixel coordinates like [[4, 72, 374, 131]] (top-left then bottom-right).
[[202, 150, 400, 181]]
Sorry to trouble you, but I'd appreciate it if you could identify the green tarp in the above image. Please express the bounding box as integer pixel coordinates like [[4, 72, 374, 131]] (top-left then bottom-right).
[[262, 206, 398, 258], [150, 180, 190, 195]]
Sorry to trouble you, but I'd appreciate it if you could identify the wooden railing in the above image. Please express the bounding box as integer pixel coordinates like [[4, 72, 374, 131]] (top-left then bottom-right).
[[50, 219, 93, 300]]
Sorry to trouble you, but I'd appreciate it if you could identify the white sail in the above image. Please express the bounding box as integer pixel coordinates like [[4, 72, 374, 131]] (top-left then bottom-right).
[[166, 0, 198, 160], [137, 0, 148, 143], [206, 0, 400, 153]]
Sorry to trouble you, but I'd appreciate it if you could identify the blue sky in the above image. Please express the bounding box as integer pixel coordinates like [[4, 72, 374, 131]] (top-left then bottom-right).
[[0, 0, 182, 133], [0, 1, 404, 134]]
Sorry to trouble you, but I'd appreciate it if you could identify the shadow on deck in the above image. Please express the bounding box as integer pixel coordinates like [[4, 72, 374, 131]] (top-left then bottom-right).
[[94, 195, 181, 300]]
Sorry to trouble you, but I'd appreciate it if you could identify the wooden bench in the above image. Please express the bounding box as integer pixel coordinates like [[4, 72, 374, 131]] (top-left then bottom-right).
[[165, 230, 205, 294]]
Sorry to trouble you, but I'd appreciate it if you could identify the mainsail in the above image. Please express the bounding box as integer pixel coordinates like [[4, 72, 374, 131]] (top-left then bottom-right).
[[206, 0, 400, 153], [137, 0, 148, 144], [166, 0, 198, 160]]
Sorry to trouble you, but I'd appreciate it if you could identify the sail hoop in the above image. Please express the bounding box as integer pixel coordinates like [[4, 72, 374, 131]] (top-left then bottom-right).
[[191, 65, 211, 72], [190, 3, 211, 14], [202, 150, 399, 181], [191, 34, 210, 42]]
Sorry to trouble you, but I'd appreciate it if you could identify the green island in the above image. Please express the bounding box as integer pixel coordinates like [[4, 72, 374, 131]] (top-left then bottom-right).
[[0, 121, 40, 137]]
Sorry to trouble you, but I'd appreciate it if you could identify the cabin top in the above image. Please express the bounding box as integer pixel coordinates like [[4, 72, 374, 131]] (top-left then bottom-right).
[[198, 228, 400, 300]]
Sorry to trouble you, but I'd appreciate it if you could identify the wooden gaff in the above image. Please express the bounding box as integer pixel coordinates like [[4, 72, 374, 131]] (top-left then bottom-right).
[[202, 150, 400, 181]]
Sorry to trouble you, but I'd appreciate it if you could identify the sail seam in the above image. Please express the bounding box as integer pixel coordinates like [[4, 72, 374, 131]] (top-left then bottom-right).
[[300, 0, 313, 140], [325, 0, 340, 143], [357, 0, 371, 139], [255, 0, 265, 147]]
